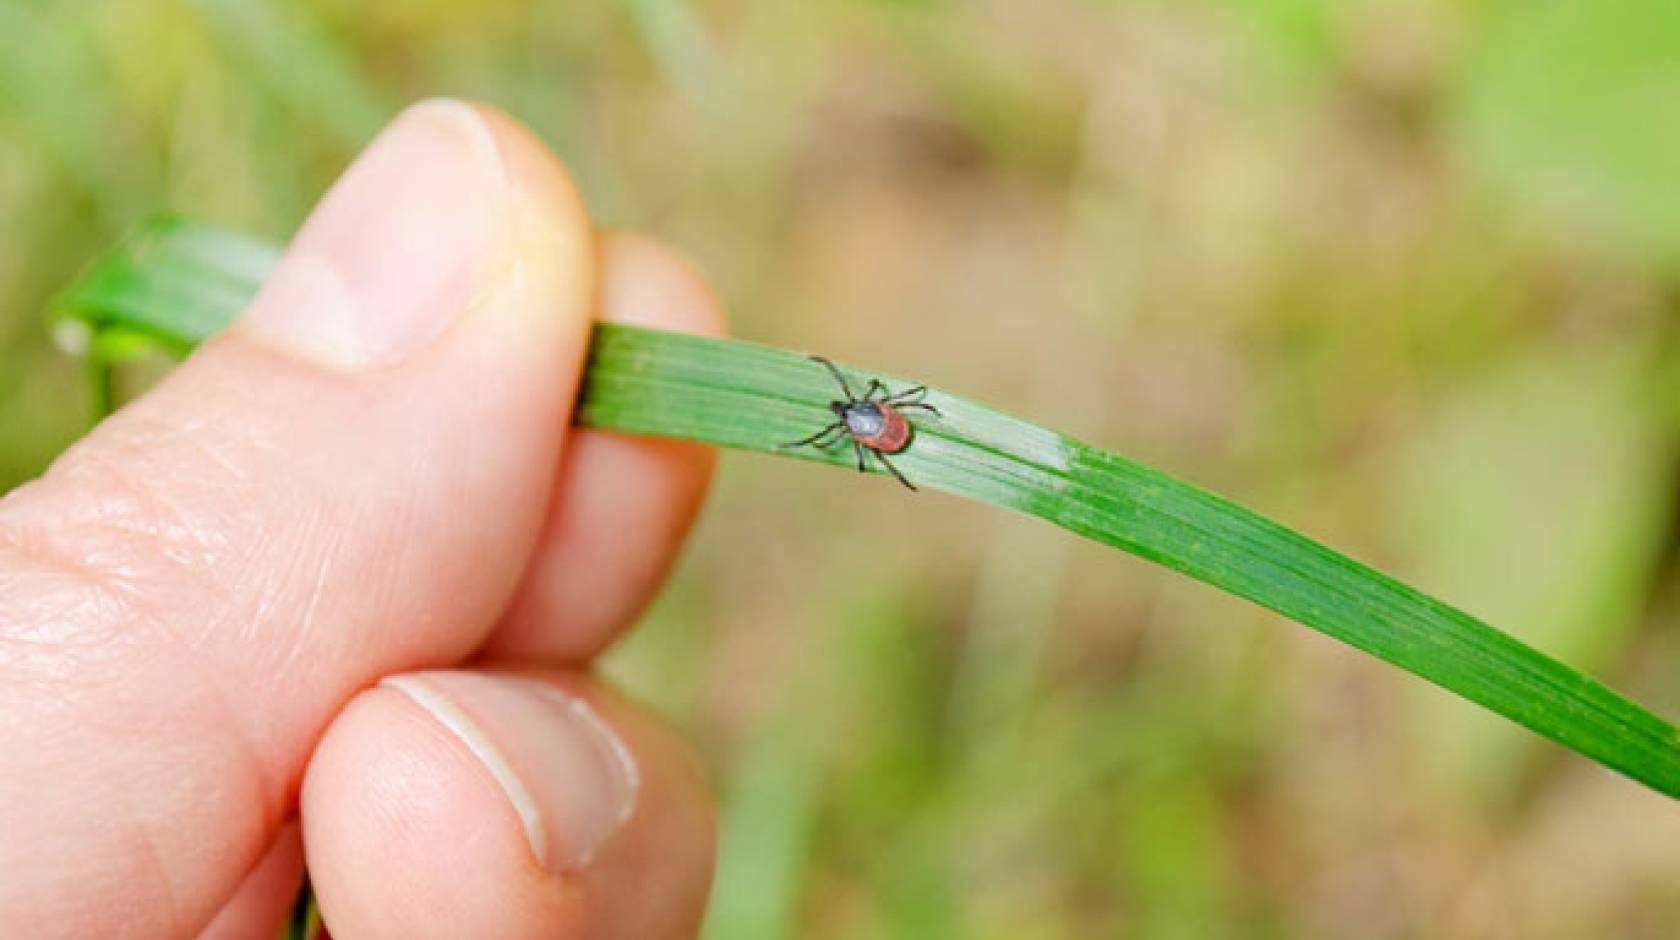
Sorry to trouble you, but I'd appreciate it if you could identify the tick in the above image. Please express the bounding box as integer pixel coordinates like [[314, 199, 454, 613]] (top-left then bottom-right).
[[780, 355, 941, 491]]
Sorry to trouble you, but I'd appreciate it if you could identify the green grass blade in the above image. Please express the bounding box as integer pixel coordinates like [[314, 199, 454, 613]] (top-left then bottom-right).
[[54, 214, 282, 355], [54, 217, 1680, 798]]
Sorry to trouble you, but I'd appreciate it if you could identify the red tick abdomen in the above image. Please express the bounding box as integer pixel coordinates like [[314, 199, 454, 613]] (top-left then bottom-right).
[[859, 407, 912, 453]]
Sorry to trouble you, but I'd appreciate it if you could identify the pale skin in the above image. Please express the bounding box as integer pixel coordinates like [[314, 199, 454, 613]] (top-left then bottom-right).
[[0, 101, 721, 939]]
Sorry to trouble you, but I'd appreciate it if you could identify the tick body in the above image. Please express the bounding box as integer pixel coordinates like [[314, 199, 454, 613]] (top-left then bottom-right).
[[842, 401, 911, 453], [780, 356, 941, 490]]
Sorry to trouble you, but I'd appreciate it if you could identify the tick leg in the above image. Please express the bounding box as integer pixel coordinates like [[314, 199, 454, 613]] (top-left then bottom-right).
[[886, 385, 927, 404], [811, 425, 848, 448], [863, 379, 890, 401], [780, 420, 843, 449], [852, 439, 868, 473], [898, 402, 942, 417], [874, 452, 918, 491], [810, 355, 859, 401]]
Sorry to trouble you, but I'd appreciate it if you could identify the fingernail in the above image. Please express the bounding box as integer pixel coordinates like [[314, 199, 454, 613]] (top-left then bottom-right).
[[238, 99, 508, 367], [381, 672, 640, 872]]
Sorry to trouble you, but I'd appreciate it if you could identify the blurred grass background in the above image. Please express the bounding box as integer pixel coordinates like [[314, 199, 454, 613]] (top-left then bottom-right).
[[4, 0, 1680, 936]]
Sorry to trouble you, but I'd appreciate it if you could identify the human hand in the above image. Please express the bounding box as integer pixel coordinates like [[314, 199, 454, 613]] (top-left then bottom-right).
[[0, 101, 720, 939]]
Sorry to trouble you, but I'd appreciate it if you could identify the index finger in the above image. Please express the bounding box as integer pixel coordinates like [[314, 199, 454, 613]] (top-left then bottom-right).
[[484, 232, 727, 662]]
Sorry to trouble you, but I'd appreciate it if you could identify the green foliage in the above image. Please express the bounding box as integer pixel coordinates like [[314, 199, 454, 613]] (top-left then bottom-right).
[[1453, 0, 1680, 265], [57, 217, 1680, 802]]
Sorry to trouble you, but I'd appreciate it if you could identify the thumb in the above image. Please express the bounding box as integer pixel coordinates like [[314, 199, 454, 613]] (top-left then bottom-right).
[[0, 100, 593, 937]]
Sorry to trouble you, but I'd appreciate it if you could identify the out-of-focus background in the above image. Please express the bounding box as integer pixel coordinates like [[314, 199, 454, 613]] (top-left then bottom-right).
[[4, 1, 1680, 936]]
